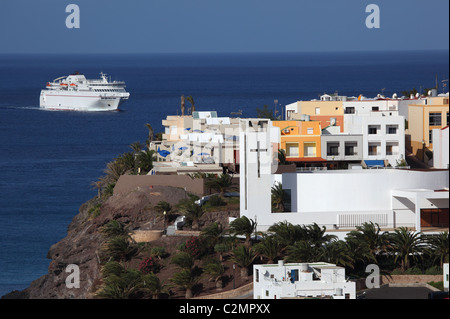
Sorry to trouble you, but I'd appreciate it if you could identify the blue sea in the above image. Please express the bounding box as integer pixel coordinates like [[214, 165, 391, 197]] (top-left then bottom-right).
[[0, 51, 448, 297]]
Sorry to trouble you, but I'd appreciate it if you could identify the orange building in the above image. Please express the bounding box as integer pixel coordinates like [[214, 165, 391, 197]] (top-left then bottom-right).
[[273, 120, 323, 162]]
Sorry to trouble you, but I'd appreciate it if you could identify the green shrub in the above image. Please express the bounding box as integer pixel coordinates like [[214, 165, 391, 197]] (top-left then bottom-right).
[[424, 266, 442, 275], [151, 246, 168, 259]]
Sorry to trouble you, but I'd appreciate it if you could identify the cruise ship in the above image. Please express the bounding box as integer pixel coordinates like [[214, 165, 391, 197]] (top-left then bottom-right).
[[40, 72, 130, 111]]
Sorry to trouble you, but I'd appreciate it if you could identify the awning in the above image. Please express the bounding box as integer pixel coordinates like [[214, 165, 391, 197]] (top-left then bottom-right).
[[364, 160, 385, 167]]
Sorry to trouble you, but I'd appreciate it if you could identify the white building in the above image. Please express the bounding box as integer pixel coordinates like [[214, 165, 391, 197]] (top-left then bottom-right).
[[432, 126, 449, 169], [239, 121, 449, 236], [344, 111, 405, 166], [239, 119, 280, 218], [253, 261, 356, 299]]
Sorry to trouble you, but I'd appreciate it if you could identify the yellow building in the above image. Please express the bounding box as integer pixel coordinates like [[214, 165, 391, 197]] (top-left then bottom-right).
[[273, 120, 322, 161], [285, 94, 345, 120], [408, 96, 449, 161], [161, 115, 194, 142]]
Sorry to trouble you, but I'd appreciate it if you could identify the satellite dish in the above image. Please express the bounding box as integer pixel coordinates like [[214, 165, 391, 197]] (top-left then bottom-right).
[[330, 118, 336, 126], [392, 93, 398, 99]]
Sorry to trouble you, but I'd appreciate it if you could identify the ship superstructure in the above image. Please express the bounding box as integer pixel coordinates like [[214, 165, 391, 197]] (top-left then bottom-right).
[[40, 72, 130, 111]]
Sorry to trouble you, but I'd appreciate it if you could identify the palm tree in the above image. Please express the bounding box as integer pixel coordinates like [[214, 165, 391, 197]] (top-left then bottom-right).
[[104, 159, 128, 184], [229, 216, 256, 247], [130, 141, 144, 154], [254, 235, 283, 264], [286, 240, 323, 263], [97, 265, 144, 299], [170, 269, 199, 299], [267, 221, 308, 251], [141, 272, 167, 299], [321, 240, 355, 269], [100, 220, 130, 238], [186, 96, 195, 114], [200, 222, 225, 248], [136, 149, 156, 174], [171, 252, 195, 270], [145, 123, 154, 148], [426, 231, 449, 269], [203, 261, 226, 290], [304, 223, 337, 247], [214, 242, 230, 262], [154, 201, 173, 231], [205, 173, 236, 197], [117, 152, 137, 173], [389, 227, 424, 272], [278, 149, 287, 165], [230, 245, 256, 281], [181, 200, 205, 231], [345, 222, 389, 263], [271, 182, 285, 212], [100, 235, 139, 262]]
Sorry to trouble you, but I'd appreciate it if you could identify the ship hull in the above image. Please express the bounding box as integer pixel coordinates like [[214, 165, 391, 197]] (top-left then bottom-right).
[[39, 91, 127, 111]]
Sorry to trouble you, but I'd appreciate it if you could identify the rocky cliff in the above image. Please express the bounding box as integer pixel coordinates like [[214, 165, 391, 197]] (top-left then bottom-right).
[[2, 185, 239, 299]]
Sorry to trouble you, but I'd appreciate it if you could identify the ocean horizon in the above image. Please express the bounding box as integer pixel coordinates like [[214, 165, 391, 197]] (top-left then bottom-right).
[[0, 50, 448, 297]]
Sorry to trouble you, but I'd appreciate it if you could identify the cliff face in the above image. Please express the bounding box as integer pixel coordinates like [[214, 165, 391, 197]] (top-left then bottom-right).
[[3, 185, 239, 299]]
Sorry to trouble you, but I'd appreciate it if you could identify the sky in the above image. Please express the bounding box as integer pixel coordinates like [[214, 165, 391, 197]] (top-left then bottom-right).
[[0, 0, 448, 54]]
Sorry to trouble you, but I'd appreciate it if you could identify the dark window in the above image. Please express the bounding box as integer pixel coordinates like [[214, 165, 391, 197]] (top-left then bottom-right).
[[368, 127, 377, 134], [290, 269, 299, 283], [344, 107, 355, 114], [429, 113, 441, 126], [387, 126, 398, 134], [328, 146, 339, 156], [345, 145, 355, 156], [283, 189, 292, 212]]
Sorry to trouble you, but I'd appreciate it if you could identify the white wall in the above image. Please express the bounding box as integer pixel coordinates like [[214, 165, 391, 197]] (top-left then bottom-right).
[[250, 169, 449, 231], [432, 127, 449, 169], [344, 113, 405, 166]]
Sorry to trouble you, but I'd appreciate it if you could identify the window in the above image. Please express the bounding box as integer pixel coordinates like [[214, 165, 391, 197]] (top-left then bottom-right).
[[327, 142, 339, 156], [290, 269, 299, 282], [429, 130, 433, 144], [386, 143, 399, 156], [315, 107, 320, 115], [304, 142, 316, 157], [283, 189, 292, 212], [286, 143, 299, 157], [345, 142, 357, 156], [368, 126, 378, 134], [386, 145, 393, 156], [255, 269, 259, 282], [307, 127, 314, 135], [287, 110, 294, 120], [429, 113, 442, 126], [387, 125, 398, 134], [344, 107, 355, 114], [372, 106, 379, 111], [368, 144, 378, 156]]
